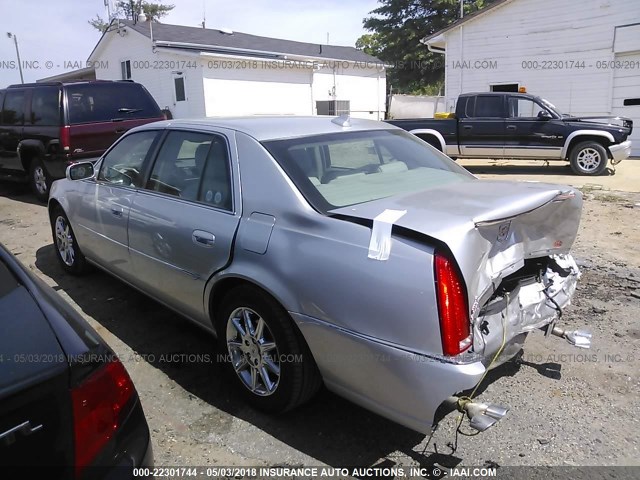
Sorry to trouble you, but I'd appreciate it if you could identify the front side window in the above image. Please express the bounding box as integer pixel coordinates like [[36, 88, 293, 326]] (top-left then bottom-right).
[[1, 90, 26, 126], [146, 130, 232, 209], [98, 130, 158, 187], [508, 98, 547, 118], [263, 130, 473, 213]]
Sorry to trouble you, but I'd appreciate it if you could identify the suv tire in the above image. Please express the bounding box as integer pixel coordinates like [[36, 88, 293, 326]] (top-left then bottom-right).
[[29, 157, 51, 202]]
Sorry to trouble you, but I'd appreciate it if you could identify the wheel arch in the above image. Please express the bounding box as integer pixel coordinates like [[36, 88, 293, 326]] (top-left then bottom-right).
[[562, 131, 614, 159], [409, 129, 446, 152], [18, 139, 46, 172], [205, 273, 302, 336]]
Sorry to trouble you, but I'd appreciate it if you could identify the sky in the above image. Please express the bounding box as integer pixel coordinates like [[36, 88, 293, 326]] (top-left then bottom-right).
[[0, 0, 380, 86]]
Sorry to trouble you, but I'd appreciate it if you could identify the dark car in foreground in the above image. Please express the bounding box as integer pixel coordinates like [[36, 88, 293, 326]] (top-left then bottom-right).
[[0, 80, 164, 201], [0, 243, 152, 477], [387, 91, 633, 176]]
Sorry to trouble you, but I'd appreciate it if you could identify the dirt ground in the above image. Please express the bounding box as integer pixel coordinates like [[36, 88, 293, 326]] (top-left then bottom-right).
[[1, 174, 639, 470]]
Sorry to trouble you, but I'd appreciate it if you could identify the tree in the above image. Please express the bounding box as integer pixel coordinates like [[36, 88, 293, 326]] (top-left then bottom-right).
[[357, 0, 497, 94], [89, 1, 175, 33]]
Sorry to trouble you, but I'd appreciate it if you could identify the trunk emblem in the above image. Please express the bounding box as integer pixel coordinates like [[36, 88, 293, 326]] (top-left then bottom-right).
[[497, 222, 511, 243]]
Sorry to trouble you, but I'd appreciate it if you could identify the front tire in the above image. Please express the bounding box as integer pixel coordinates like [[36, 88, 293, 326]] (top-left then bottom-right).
[[51, 206, 88, 274], [217, 286, 322, 413], [29, 157, 51, 202], [569, 141, 608, 176]]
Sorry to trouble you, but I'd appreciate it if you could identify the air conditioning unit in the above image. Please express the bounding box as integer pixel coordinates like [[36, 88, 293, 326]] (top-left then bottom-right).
[[316, 100, 350, 116]]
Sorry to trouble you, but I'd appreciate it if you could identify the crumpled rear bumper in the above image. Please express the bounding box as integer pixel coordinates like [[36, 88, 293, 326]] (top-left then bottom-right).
[[609, 140, 632, 164], [471, 254, 580, 365]]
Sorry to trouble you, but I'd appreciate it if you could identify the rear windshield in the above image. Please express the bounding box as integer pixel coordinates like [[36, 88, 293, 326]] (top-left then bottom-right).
[[65, 82, 161, 125], [263, 129, 473, 213]]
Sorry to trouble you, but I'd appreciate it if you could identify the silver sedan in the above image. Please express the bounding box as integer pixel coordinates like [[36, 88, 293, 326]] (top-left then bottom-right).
[[48, 116, 588, 435]]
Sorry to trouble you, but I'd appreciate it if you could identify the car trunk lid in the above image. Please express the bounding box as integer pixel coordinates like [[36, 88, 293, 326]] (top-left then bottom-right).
[[329, 179, 582, 316]]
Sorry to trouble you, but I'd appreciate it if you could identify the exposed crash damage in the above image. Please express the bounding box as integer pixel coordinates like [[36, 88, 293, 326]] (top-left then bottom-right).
[[331, 181, 589, 433]]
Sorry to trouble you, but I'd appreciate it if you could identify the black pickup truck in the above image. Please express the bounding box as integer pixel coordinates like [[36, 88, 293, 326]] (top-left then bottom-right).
[[387, 92, 633, 175]]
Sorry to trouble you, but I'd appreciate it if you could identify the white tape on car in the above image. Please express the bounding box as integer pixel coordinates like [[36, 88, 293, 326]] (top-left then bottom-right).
[[368, 209, 407, 261]]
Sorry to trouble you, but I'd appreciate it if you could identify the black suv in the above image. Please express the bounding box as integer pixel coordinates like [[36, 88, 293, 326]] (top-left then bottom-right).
[[0, 81, 164, 201]]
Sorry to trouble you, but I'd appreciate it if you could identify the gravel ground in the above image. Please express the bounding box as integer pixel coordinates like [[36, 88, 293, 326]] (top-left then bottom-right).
[[0, 181, 639, 471]]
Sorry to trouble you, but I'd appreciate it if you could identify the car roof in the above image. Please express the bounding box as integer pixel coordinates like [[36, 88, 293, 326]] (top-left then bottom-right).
[[132, 116, 397, 141]]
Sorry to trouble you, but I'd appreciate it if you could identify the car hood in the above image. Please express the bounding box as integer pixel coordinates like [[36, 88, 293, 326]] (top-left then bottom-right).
[[330, 179, 583, 313], [562, 116, 633, 135]]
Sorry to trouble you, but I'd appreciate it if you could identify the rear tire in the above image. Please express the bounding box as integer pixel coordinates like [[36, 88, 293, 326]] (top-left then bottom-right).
[[217, 285, 322, 413], [29, 157, 51, 203], [51, 206, 89, 275], [569, 141, 608, 176]]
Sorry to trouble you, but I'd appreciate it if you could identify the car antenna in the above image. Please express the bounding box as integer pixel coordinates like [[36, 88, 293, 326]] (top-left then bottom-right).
[[332, 114, 351, 127]]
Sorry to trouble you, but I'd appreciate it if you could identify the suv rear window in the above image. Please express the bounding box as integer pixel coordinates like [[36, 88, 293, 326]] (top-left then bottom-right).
[[65, 82, 161, 125]]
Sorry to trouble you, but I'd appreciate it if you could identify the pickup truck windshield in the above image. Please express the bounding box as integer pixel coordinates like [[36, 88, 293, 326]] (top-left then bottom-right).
[[263, 129, 474, 213]]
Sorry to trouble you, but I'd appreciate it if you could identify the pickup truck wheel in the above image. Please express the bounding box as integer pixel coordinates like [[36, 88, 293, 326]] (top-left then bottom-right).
[[51, 206, 89, 274], [217, 286, 322, 413], [569, 142, 608, 176], [29, 158, 51, 202]]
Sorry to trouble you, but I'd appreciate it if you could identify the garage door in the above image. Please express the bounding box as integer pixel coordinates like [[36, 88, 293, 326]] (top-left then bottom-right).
[[202, 65, 312, 116], [612, 52, 640, 158]]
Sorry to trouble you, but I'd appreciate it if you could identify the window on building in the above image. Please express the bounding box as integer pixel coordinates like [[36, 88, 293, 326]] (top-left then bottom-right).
[[174, 76, 186, 102], [623, 98, 640, 106], [490, 83, 519, 93], [121, 60, 132, 80]]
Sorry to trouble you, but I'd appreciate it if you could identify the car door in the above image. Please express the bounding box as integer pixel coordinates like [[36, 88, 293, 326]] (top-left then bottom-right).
[[71, 129, 160, 281], [0, 88, 27, 173], [458, 95, 505, 157], [127, 128, 241, 324], [503, 96, 565, 159]]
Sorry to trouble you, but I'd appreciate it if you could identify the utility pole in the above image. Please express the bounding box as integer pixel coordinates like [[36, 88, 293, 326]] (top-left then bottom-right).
[[460, 0, 464, 18], [7, 32, 24, 84]]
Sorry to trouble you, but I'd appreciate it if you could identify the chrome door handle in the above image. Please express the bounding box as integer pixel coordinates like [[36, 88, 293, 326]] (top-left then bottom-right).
[[506, 125, 517, 130], [463, 125, 473, 130], [192, 230, 215, 247], [111, 208, 123, 217]]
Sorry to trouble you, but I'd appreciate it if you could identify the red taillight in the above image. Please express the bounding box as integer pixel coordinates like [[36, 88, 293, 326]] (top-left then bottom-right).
[[60, 125, 71, 153], [71, 360, 135, 476], [434, 253, 472, 356]]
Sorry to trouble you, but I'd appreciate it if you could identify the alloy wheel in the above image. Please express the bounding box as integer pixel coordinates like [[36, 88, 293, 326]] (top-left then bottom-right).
[[226, 307, 280, 396], [55, 216, 75, 267]]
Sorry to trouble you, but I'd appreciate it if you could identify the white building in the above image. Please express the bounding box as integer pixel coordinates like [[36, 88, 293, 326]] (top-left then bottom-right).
[[424, 0, 640, 155], [88, 19, 386, 120]]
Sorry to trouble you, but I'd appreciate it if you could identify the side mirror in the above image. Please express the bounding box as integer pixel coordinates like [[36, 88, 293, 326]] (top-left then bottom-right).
[[537, 110, 552, 120], [66, 162, 95, 181]]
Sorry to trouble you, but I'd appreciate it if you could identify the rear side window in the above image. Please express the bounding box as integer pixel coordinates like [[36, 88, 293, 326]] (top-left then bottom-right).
[[1, 89, 26, 125], [471, 96, 503, 118], [65, 83, 161, 125], [30, 86, 61, 125], [146, 130, 232, 210]]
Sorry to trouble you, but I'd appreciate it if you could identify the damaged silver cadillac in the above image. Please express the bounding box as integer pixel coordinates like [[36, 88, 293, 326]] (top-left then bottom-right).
[[49, 116, 589, 437]]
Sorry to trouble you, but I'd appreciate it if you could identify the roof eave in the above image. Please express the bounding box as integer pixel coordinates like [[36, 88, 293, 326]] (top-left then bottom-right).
[[154, 40, 387, 67]]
